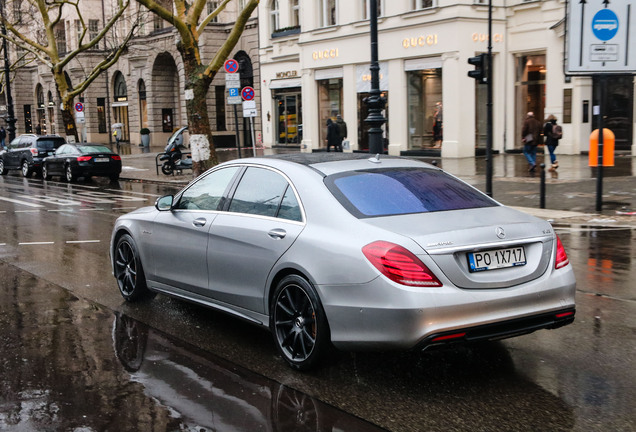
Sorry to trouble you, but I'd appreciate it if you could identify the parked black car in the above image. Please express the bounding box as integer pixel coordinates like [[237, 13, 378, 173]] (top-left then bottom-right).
[[0, 134, 66, 177], [43, 143, 122, 182]]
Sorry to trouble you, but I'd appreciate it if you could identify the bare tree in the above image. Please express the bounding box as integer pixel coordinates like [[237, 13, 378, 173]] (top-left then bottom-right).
[[0, 0, 140, 141], [135, 0, 258, 175]]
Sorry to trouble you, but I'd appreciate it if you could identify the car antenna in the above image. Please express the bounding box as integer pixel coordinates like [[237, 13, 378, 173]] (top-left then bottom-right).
[[368, 153, 381, 164]]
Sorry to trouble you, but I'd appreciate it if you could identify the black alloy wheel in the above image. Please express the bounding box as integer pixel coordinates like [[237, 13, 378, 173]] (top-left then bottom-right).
[[21, 160, 32, 178], [65, 164, 76, 182], [42, 164, 52, 180], [161, 161, 174, 176], [271, 275, 330, 371], [114, 234, 153, 302]]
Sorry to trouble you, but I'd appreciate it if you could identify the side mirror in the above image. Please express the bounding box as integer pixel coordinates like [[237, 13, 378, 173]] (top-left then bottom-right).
[[155, 195, 174, 211]]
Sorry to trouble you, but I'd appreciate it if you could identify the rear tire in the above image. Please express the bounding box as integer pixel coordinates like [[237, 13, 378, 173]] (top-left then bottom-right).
[[21, 160, 32, 178], [271, 275, 330, 371], [114, 234, 154, 302], [0, 159, 7, 175], [110, 173, 120, 182]]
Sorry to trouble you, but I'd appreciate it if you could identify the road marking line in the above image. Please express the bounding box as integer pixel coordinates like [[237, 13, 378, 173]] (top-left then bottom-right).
[[66, 240, 101, 244], [0, 243, 6, 246], [79, 208, 104, 211], [15, 210, 40, 213], [105, 189, 160, 197], [47, 209, 74, 212], [19, 241, 55, 245], [0, 197, 44, 208]]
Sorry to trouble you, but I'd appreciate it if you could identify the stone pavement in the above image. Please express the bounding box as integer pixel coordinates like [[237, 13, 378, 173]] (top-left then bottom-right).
[[117, 143, 636, 229]]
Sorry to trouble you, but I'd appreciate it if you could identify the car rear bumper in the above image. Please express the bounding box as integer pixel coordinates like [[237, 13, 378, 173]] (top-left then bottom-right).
[[319, 268, 576, 351]]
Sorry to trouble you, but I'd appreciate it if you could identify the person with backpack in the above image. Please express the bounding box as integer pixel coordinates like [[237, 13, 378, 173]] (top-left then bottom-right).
[[543, 114, 562, 171]]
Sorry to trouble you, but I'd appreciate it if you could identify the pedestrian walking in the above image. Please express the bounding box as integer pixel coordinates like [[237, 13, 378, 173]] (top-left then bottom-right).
[[432, 102, 443, 148], [521, 111, 542, 172], [326, 118, 341, 152], [0, 126, 6, 149], [543, 114, 562, 171], [336, 114, 347, 151]]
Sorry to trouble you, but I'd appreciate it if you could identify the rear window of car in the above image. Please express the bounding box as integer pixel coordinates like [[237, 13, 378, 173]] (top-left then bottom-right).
[[78, 145, 112, 154], [326, 168, 497, 218], [37, 139, 65, 150]]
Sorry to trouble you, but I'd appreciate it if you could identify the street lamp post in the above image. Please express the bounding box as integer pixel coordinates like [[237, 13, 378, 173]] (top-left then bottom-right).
[[0, 0, 16, 141], [365, 0, 386, 155]]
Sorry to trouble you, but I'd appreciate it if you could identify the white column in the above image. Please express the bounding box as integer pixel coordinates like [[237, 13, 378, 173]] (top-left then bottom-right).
[[441, 51, 475, 158]]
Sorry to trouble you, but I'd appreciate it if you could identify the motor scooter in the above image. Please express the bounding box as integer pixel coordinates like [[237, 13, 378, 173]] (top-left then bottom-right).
[[160, 127, 192, 175]]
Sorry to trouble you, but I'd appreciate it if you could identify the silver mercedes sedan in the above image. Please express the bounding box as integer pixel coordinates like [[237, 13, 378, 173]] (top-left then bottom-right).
[[110, 153, 576, 370]]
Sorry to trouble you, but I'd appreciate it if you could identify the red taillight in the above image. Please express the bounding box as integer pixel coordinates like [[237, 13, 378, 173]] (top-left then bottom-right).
[[555, 235, 570, 269], [362, 241, 442, 287], [30, 148, 38, 155], [77, 156, 92, 162], [111, 155, 121, 161], [556, 311, 574, 318], [432, 332, 466, 342]]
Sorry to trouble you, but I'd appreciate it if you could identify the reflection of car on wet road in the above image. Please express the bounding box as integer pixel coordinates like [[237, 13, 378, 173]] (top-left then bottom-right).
[[112, 312, 384, 432], [110, 153, 576, 370], [43, 143, 122, 182], [0, 134, 65, 177]]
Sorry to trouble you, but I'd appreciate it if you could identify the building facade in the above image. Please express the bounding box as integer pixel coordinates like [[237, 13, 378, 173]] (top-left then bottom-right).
[[258, 0, 635, 157], [2, 1, 260, 149]]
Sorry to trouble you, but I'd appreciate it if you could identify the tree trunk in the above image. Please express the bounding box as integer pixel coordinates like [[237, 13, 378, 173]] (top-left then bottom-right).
[[61, 109, 79, 142], [183, 59, 218, 177]]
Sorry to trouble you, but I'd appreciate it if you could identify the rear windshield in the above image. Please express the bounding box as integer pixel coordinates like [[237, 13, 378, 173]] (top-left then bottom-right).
[[78, 145, 112, 154], [326, 168, 497, 218], [37, 139, 65, 150]]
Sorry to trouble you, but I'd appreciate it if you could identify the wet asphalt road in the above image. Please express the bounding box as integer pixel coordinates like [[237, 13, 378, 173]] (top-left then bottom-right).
[[0, 173, 635, 431]]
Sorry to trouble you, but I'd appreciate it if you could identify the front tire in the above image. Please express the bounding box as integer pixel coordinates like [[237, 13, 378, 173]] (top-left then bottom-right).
[[114, 234, 153, 302], [21, 160, 32, 178], [271, 275, 330, 371], [42, 164, 52, 180], [65, 164, 76, 182], [0, 159, 7, 175], [161, 161, 174, 176]]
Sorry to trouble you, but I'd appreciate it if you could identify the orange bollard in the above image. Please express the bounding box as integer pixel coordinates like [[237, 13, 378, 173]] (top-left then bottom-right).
[[589, 129, 615, 167]]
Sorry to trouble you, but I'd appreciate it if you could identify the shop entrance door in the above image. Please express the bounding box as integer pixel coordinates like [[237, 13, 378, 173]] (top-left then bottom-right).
[[593, 75, 633, 152], [274, 92, 302, 146]]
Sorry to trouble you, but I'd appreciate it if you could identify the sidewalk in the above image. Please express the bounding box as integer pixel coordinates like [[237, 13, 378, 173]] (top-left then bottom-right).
[[118, 143, 636, 228]]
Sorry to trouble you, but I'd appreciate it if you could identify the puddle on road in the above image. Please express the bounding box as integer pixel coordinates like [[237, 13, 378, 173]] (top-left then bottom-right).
[[553, 225, 635, 301], [0, 263, 382, 432]]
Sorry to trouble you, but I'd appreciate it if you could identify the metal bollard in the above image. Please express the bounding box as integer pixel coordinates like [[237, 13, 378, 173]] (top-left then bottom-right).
[[540, 163, 546, 209]]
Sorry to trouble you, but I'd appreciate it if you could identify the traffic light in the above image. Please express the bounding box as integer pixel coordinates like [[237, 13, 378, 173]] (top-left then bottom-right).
[[467, 53, 488, 84]]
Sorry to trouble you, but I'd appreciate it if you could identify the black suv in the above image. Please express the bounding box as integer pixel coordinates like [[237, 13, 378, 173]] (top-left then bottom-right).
[[0, 134, 66, 177]]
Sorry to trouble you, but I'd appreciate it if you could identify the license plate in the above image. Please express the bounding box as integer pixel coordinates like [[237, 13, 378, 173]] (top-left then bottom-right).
[[468, 246, 527, 272], [94, 157, 110, 163]]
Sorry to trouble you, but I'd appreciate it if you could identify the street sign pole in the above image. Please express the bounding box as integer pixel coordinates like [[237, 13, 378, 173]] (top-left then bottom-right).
[[234, 105, 241, 158], [250, 117, 256, 157], [596, 75, 606, 212]]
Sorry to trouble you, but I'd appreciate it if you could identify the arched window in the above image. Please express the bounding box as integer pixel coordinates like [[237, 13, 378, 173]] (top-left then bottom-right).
[[269, 0, 279, 33], [114, 72, 128, 102]]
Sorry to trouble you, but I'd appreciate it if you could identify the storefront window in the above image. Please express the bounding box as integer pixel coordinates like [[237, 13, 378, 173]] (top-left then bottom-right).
[[515, 54, 545, 148], [318, 79, 342, 147], [407, 68, 442, 150], [274, 90, 302, 145], [592, 75, 634, 151]]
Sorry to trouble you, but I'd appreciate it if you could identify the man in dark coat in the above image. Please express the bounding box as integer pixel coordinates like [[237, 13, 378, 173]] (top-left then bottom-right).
[[326, 118, 341, 152], [336, 114, 347, 150], [521, 112, 542, 171]]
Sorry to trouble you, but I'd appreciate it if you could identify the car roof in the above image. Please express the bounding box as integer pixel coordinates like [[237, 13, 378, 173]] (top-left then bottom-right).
[[244, 153, 440, 177]]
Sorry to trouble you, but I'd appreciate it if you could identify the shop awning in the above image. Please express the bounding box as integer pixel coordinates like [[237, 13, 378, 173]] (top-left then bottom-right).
[[270, 78, 302, 89]]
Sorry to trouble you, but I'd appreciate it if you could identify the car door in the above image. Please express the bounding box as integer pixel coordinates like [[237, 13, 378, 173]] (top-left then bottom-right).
[[48, 145, 69, 175], [5, 137, 23, 169], [206, 166, 305, 313], [148, 166, 242, 297]]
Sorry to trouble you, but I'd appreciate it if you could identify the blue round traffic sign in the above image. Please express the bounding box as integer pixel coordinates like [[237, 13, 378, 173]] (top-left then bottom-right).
[[592, 9, 619, 41], [224, 59, 239, 73], [241, 86, 255, 101]]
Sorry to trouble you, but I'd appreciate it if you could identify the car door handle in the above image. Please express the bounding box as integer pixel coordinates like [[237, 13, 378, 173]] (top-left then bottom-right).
[[268, 228, 287, 239], [193, 218, 207, 227]]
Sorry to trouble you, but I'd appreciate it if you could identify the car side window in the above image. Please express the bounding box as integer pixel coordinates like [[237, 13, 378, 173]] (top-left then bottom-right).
[[175, 166, 240, 211], [228, 167, 294, 219], [56, 145, 69, 154], [278, 185, 302, 222]]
